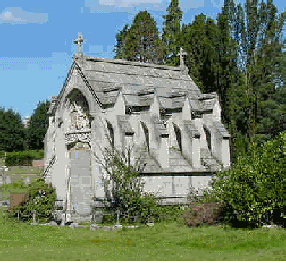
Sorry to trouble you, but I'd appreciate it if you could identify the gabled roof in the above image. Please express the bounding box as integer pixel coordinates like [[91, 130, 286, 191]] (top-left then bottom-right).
[[51, 56, 221, 114], [77, 56, 201, 109]]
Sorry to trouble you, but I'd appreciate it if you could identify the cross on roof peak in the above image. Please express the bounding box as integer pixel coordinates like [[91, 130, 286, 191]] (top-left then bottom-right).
[[73, 33, 86, 55], [176, 47, 187, 68]]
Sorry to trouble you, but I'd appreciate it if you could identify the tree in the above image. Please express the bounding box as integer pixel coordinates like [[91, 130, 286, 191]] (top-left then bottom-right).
[[114, 11, 165, 63], [216, 0, 285, 157], [216, 0, 239, 124], [237, 0, 285, 146], [0, 107, 26, 152], [114, 24, 129, 59], [179, 12, 238, 122], [26, 100, 50, 150], [162, 0, 183, 65]]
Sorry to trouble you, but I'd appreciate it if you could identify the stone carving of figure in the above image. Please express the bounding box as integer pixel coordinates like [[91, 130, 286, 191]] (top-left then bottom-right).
[[69, 101, 90, 131]]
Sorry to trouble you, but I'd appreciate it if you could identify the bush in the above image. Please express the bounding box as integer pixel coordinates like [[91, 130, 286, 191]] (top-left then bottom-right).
[[210, 131, 285, 227], [154, 205, 185, 223], [9, 178, 56, 222], [5, 150, 44, 166], [183, 202, 222, 227]]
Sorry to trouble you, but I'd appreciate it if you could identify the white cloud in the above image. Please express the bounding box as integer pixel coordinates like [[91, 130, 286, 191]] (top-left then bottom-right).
[[0, 7, 48, 24], [85, 0, 205, 13], [99, 0, 162, 8]]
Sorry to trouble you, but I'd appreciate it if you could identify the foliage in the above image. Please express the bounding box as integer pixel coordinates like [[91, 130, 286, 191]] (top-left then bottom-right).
[[234, 0, 284, 146], [210, 131, 285, 227], [114, 23, 129, 59], [114, 11, 165, 63], [0, 107, 26, 152], [162, 0, 183, 65], [26, 100, 50, 150], [10, 178, 56, 222], [183, 202, 222, 227], [154, 205, 185, 223], [4, 149, 44, 166], [179, 12, 238, 127]]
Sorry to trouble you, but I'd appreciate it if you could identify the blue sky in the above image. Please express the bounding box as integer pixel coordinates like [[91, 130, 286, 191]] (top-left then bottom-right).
[[0, 0, 285, 119]]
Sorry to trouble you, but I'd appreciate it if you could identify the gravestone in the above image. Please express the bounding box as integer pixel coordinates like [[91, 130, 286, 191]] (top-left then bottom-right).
[[94, 210, 103, 224], [5, 176, 11, 184], [24, 176, 30, 185], [115, 209, 122, 228]]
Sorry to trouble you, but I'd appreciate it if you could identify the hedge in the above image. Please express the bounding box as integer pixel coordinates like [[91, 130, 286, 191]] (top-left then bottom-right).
[[4, 150, 44, 166]]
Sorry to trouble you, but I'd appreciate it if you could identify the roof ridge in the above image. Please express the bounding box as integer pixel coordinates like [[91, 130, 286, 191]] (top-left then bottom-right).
[[83, 56, 184, 72]]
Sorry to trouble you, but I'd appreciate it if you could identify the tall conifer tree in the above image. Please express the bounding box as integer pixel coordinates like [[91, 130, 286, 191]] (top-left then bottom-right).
[[114, 11, 164, 63], [162, 0, 183, 65]]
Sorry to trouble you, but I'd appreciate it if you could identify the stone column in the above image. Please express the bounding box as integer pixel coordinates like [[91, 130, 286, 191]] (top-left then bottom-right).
[[183, 120, 201, 169], [158, 135, 169, 168], [191, 136, 201, 169]]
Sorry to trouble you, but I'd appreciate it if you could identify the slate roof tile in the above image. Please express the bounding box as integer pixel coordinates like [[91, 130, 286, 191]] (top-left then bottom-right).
[[79, 57, 202, 108]]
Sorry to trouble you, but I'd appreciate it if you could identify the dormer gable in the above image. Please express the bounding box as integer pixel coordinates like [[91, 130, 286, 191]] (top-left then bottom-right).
[[149, 94, 160, 117], [182, 96, 192, 120], [113, 91, 125, 115]]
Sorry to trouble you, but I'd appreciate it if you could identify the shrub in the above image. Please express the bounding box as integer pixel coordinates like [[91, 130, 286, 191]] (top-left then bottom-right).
[[9, 178, 56, 222], [183, 202, 222, 227], [5, 150, 44, 166], [210, 131, 285, 227]]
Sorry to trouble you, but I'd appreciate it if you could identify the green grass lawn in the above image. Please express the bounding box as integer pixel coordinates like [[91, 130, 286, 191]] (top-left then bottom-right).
[[0, 209, 285, 261]]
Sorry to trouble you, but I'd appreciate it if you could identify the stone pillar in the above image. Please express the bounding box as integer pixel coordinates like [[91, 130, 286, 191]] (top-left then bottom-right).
[[191, 137, 201, 169], [158, 136, 169, 168], [211, 123, 231, 168], [183, 120, 201, 169], [65, 165, 72, 223]]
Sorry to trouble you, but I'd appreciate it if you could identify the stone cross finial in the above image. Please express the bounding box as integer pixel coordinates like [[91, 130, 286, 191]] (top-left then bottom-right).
[[73, 33, 86, 54], [177, 47, 187, 68]]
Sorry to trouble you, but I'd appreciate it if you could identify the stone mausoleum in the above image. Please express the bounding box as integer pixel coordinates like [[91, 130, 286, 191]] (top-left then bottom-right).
[[44, 35, 231, 222]]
